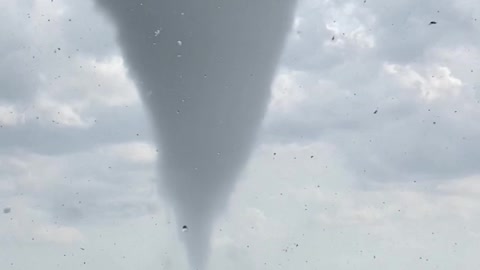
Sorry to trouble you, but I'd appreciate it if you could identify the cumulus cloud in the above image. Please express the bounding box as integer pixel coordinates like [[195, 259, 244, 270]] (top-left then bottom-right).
[[262, 0, 480, 184]]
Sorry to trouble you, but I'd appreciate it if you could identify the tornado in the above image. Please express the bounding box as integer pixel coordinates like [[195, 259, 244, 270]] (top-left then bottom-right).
[[95, 1, 297, 269]]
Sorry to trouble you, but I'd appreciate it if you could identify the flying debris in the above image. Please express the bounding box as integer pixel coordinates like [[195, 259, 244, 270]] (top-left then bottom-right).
[[429, 21, 437, 25], [373, 109, 378, 114], [182, 225, 189, 232]]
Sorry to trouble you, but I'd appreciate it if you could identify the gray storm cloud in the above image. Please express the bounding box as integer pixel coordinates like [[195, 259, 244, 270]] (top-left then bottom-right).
[[95, 1, 296, 269]]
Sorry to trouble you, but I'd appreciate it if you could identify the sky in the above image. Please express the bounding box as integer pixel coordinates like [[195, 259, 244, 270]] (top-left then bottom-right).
[[1, 0, 480, 269]]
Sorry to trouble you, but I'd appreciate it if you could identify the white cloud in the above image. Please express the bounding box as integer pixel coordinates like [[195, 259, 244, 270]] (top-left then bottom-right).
[[34, 225, 84, 244], [34, 97, 93, 127], [81, 56, 140, 107], [269, 70, 307, 113], [0, 152, 64, 193], [0, 104, 25, 126], [35, 54, 139, 118], [437, 175, 480, 196], [104, 142, 157, 164], [384, 63, 463, 101], [29, 56, 140, 128]]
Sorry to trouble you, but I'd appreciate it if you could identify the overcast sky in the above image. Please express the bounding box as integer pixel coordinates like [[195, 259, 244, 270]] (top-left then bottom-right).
[[1, 0, 480, 269]]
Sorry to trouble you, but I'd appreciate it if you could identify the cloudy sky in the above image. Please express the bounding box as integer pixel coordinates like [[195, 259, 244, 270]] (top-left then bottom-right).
[[1, 0, 480, 269]]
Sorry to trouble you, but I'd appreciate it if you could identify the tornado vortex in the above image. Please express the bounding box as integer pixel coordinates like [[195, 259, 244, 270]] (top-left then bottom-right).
[[95, 1, 297, 269]]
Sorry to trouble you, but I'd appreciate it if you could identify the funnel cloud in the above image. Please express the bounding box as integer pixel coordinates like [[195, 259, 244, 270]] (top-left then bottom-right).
[[95, 1, 297, 269]]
